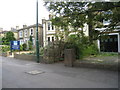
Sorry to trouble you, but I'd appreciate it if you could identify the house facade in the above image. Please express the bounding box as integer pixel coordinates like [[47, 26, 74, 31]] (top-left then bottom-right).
[[42, 19, 56, 47], [17, 24, 43, 47], [0, 28, 18, 40], [0, 31, 8, 38], [42, 17, 89, 47], [10, 27, 18, 40], [42, 15, 120, 53], [97, 30, 120, 53], [96, 20, 120, 53]]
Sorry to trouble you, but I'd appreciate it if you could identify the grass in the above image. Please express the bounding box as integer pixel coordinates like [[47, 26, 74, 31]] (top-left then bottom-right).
[[96, 52, 118, 57]]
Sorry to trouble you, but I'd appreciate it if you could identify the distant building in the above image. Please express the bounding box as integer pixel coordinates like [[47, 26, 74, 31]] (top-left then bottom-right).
[[0, 27, 18, 40], [10, 27, 18, 40], [17, 24, 43, 47], [0, 31, 8, 38], [0, 28, 3, 32]]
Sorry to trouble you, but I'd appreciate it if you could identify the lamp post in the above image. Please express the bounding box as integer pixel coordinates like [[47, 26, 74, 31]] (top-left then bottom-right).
[[36, 0, 40, 63]]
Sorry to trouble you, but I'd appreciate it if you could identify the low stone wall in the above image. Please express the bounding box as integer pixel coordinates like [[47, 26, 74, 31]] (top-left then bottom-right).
[[0, 52, 10, 57], [14, 54, 37, 61], [1, 53, 7, 57], [73, 61, 118, 71], [14, 54, 50, 63]]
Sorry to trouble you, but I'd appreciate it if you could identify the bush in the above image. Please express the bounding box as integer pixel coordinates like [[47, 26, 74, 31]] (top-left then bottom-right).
[[39, 47, 44, 56], [65, 34, 99, 59], [1, 46, 10, 52], [82, 44, 99, 57], [20, 45, 23, 51], [28, 41, 33, 50], [22, 43, 27, 51]]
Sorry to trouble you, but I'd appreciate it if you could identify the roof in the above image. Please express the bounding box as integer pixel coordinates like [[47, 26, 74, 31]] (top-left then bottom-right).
[[17, 24, 43, 31], [0, 31, 8, 34]]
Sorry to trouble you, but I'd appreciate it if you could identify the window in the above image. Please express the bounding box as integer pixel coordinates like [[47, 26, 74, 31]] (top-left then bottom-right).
[[109, 38, 113, 42], [48, 37, 50, 42], [114, 38, 118, 42], [52, 37, 54, 42], [24, 29, 28, 37], [52, 24, 54, 30], [20, 39, 24, 45], [32, 38, 35, 45], [31, 29, 33, 35], [30, 28, 34, 36], [105, 39, 108, 42], [19, 31, 23, 38], [48, 22, 50, 30]]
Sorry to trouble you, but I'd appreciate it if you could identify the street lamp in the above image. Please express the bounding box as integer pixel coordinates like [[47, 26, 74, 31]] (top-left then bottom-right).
[[36, 0, 40, 63]]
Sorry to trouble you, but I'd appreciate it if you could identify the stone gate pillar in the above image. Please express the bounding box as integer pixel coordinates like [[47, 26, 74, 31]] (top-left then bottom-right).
[[64, 49, 76, 67]]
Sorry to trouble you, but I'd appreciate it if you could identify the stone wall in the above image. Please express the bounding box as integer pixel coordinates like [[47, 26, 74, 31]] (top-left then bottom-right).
[[14, 54, 37, 61], [73, 61, 118, 71], [14, 54, 51, 63], [0, 52, 10, 57]]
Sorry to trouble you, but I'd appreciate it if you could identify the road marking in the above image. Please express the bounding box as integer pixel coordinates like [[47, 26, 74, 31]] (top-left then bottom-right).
[[25, 70, 45, 75], [25, 63, 40, 66]]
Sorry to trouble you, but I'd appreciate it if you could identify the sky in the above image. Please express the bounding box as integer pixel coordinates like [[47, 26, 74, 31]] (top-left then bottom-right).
[[0, 0, 49, 30]]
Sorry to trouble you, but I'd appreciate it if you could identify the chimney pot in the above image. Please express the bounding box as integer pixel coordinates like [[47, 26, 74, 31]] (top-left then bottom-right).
[[23, 25, 27, 28], [16, 26, 19, 30]]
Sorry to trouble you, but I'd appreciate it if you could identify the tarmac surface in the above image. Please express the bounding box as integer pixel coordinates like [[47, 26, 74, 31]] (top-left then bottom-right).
[[1, 56, 119, 88]]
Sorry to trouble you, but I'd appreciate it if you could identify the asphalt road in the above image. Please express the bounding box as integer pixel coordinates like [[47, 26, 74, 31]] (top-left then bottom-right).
[[1, 56, 118, 88]]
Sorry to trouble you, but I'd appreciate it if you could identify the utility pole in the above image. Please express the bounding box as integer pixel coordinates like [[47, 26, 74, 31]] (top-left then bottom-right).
[[36, 0, 40, 63]]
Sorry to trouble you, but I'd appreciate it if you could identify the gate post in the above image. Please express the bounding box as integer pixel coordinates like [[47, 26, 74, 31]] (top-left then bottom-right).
[[64, 49, 76, 67]]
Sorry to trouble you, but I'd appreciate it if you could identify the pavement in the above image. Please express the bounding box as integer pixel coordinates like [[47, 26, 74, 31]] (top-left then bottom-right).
[[1, 56, 119, 88]]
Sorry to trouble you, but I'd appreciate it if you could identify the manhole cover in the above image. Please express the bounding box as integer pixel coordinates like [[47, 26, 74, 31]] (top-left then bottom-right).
[[25, 70, 45, 75]]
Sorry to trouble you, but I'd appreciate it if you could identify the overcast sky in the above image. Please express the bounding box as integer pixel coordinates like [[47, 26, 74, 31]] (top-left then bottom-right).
[[0, 0, 49, 30]]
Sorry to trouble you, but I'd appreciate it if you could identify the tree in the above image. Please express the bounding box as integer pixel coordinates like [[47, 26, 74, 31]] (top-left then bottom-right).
[[44, 2, 120, 43], [22, 43, 27, 51], [28, 36, 33, 50], [2, 31, 16, 45]]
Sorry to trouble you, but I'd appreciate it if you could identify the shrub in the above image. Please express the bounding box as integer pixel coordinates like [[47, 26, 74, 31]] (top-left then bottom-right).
[[39, 47, 44, 56], [28, 41, 33, 50], [65, 34, 99, 59], [20, 45, 23, 51], [82, 44, 99, 57], [22, 43, 27, 51], [1, 46, 10, 52]]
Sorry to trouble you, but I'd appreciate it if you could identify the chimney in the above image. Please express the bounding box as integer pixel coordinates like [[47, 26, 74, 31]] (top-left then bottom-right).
[[23, 25, 27, 28], [42, 19, 46, 24], [49, 14, 52, 20], [11, 27, 14, 31], [16, 26, 19, 30], [0, 28, 3, 32]]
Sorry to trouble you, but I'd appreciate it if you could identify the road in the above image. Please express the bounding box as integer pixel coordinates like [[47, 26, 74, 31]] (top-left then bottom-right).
[[1, 56, 118, 88]]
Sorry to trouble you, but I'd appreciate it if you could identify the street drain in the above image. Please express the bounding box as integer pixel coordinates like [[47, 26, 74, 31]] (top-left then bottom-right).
[[25, 70, 45, 75]]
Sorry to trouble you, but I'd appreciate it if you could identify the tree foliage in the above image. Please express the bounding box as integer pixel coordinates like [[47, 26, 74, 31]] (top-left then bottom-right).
[[28, 36, 33, 50], [2, 31, 16, 45], [44, 2, 120, 43]]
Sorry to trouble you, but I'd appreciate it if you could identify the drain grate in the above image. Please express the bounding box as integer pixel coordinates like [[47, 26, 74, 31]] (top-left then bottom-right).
[[25, 70, 45, 75]]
